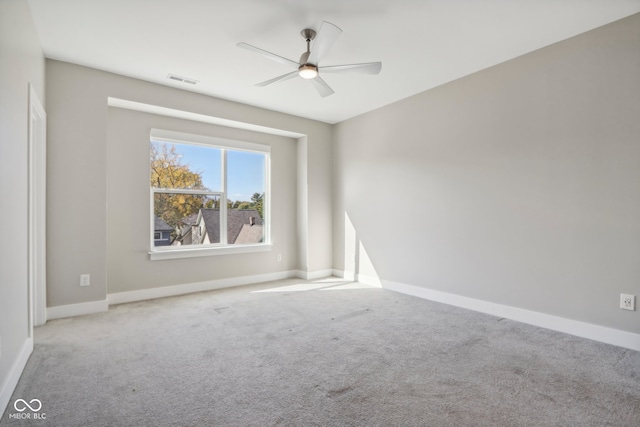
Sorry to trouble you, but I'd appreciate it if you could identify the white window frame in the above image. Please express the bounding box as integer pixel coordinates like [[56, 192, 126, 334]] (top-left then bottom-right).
[[149, 129, 271, 260]]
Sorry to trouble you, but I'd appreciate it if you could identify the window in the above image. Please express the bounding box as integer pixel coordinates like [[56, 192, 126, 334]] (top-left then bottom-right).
[[149, 129, 270, 259]]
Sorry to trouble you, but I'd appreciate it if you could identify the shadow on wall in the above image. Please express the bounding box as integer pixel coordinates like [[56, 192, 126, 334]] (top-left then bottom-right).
[[344, 212, 381, 287]]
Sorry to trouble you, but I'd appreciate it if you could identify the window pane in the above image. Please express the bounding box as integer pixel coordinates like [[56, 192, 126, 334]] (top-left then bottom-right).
[[226, 150, 266, 245], [153, 193, 220, 247], [150, 140, 221, 191]]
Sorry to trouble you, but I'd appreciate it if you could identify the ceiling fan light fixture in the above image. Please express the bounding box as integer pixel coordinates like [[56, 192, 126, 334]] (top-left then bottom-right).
[[298, 64, 318, 79]]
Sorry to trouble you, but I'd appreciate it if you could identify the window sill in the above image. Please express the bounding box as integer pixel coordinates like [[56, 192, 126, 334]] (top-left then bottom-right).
[[149, 243, 272, 261]]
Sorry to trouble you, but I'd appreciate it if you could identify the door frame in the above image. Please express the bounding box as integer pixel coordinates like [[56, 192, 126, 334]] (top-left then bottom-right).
[[28, 83, 47, 329]]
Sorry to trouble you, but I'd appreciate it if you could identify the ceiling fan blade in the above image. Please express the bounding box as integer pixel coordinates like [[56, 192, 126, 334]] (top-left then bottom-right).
[[237, 42, 298, 67], [319, 62, 382, 75], [308, 21, 342, 65], [255, 71, 299, 87], [310, 76, 335, 97]]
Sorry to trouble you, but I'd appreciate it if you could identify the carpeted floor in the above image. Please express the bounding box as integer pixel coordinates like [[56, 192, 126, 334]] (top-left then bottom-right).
[[2, 277, 639, 426]]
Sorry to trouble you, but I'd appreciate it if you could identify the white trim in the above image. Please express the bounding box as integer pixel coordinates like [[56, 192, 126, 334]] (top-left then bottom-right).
[[150, 243, 272, 260], [28, 84, 47, 328], [0, 338, 33, 416], [153, 188, 221, 195], [151, 128, 271, 153], [263, 151, 271, 245], [296, 269, 334, 280], [332, 270, 381, 287], [221, 148, 228, 244], [296, 136, 309, 273], [108, 270, 298, 305], [47, 299, 109, 320], [383, 280, 640, 352], [108, 98, 304, 139]]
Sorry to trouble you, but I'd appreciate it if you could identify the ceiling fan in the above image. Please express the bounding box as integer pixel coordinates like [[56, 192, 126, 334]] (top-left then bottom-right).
[[237, 21, 382, 97]]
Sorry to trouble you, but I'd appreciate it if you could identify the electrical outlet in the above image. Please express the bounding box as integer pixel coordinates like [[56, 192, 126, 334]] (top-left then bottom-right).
[[620, 293, 635, 311], [277, 253, 282, 262], [80, 274, 90, 287]]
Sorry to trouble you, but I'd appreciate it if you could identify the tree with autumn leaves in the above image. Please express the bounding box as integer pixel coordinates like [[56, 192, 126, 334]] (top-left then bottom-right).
[[151, 143, 264, 238], [150, 143, 206, 191], [151, 143, 212, 234]]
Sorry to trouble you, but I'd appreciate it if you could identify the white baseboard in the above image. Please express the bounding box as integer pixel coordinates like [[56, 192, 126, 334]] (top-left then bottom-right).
[[356, 273, 382, 287], [383, 280, 640, 352], [0, 337, 33, 417], [296, 269, 334, 280], [332, 270, 381, 287], [332, 269, 355, 281], [46, 270, 329, 317], [108, 270, 298, 306], [47, 299, 108, 320]]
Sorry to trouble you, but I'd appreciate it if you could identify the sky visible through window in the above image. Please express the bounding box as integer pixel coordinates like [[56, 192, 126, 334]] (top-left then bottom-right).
[[153, 141, 265, 202]]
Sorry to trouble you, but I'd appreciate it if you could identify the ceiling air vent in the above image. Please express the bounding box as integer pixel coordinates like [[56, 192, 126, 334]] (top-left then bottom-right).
[[167, 74, 198, 85]]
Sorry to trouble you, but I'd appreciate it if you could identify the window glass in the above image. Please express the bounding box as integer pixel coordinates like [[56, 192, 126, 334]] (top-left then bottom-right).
[[153, 193, 220, 247], [150, 141, 221, 191], [150, 134, 268, 251], [227, 151, 266, 245]]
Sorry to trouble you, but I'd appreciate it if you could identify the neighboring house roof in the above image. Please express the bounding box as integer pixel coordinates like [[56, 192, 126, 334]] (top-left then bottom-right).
[[199, 209, 263, 244], [154, 216, 173, 232], [228, 209, 263, 243], [199, 209, 221, 243], [235, 224, 264, 244]]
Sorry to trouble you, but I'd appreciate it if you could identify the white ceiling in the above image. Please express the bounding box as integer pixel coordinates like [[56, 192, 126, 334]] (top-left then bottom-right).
[[28, 0, 640, 124]]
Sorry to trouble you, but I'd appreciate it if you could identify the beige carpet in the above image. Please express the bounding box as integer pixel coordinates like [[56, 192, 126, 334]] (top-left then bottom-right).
[[2, 277, 639, 426]]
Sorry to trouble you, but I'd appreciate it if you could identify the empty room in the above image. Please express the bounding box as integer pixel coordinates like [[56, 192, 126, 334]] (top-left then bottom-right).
[[1, 0, 639, 425]]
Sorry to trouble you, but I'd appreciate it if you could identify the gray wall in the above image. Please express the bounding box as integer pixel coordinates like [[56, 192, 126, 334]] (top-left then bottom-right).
[[0, 0, 45, 401], [106, 108, 297, 293], [46, 60, 333, 308], [333, 14, 640, 333]]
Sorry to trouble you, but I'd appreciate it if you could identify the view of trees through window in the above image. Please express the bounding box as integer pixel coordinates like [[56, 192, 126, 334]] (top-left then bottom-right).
[[150, 138, 266, 248]]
